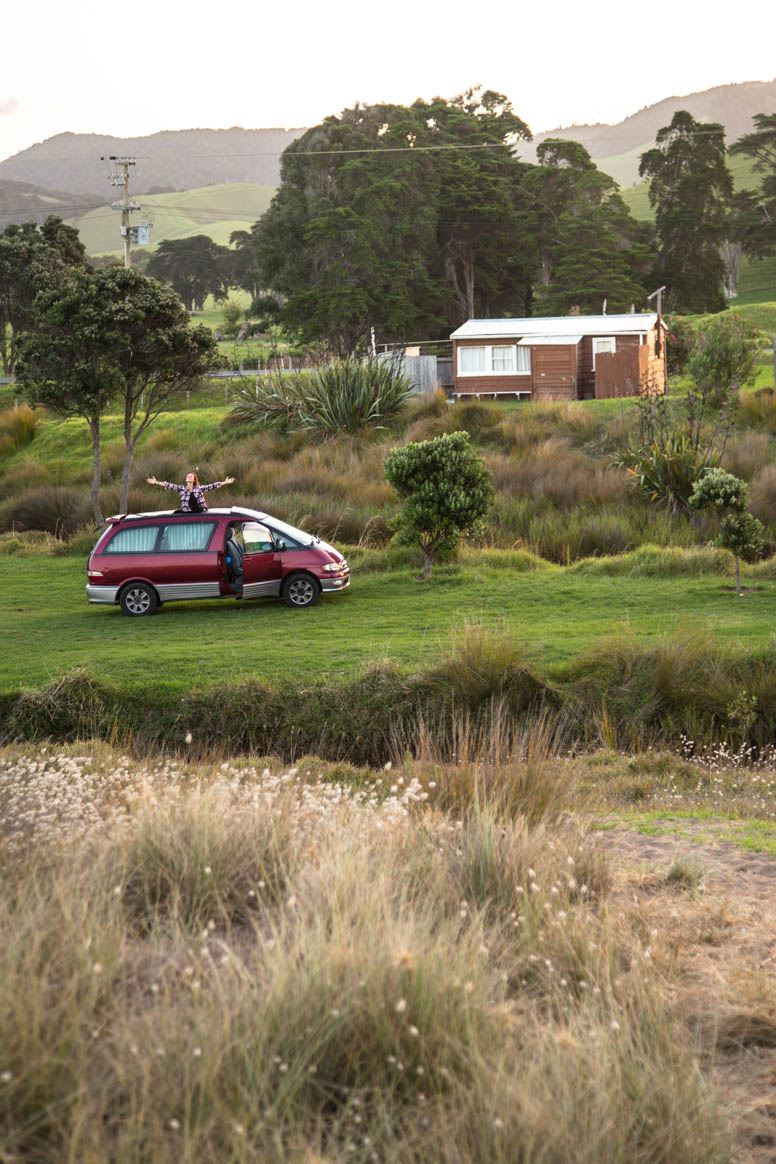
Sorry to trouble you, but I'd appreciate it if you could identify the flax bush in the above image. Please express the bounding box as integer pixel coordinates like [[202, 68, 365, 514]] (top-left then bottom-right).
[[227, 357, 414, 436]]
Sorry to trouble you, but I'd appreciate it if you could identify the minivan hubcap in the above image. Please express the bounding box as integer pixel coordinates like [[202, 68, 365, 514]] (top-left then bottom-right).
[[126, 588, 151, 614], [288, 579, 314, 605]]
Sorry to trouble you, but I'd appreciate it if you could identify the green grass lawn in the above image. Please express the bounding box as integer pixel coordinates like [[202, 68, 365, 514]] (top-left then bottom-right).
[[2, 555, 773, 694]]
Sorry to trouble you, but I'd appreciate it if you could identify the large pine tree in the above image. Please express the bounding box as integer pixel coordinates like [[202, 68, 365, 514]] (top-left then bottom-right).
[[639, 111, 732, 314]]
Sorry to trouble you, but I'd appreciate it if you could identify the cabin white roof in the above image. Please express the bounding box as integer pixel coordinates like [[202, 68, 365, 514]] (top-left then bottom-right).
[[451, 313, 660, 340]]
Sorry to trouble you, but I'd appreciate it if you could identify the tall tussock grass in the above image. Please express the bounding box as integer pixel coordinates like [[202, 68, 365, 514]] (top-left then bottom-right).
[[0, 743, 726, 1162], [2, 486, 92, 536], [0, 403, 42, 456], [738, 386, 776, 432], [563, 628, 776, 752], [407, 709, 574, 823]]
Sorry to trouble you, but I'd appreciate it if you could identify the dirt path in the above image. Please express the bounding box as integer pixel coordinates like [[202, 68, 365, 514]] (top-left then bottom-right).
[[600, 820, 776, 1163]]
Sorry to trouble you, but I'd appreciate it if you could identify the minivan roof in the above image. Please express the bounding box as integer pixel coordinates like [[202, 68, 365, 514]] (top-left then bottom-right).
[[105, 507, 268, 525]]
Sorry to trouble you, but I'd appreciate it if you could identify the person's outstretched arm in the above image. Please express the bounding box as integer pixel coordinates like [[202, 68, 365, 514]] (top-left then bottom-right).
[[201, 476, 236, 492], [147, 477, 182, 491]]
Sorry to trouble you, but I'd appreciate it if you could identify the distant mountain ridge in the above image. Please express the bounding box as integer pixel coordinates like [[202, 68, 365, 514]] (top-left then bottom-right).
[[519, 78, 776, 185], [0, 179, 104, 228], [0, 79, 774, 216], [0, 127, 306, 202]]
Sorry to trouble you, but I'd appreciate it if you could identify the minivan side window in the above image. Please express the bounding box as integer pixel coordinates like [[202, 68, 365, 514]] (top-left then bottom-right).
[[263, 523, 304, 550], [104, 525, 161, 554], [159, 521, 217, 552], [241, 522, 275, 553]]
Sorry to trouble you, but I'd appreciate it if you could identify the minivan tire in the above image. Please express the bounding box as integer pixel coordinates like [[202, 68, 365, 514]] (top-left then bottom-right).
[[281, 572, 320, 609], [119, 582, 158, 617]]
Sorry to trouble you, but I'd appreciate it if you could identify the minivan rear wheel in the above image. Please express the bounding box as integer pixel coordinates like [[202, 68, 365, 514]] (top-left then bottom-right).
[[119, 582, 158, 617], [281, 572, 320, 609]]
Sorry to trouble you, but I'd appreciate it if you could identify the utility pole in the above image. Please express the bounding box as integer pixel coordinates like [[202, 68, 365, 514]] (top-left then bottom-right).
[[647, 284, 668, 390], [101, 156, 152, 267]]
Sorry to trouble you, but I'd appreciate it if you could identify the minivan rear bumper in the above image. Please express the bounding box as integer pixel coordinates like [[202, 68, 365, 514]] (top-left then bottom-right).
[[86, 584, 119, 604]]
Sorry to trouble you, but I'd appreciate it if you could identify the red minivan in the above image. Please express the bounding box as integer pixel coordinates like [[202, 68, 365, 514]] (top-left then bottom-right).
[[86, 507, 350, 616]]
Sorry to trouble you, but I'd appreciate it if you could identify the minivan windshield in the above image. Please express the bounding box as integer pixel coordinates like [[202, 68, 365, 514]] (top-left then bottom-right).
[[264, 516, 317, 547]]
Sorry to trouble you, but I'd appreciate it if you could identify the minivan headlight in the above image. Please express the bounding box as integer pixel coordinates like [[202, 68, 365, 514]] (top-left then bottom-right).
[[321, 562, 341, 572]]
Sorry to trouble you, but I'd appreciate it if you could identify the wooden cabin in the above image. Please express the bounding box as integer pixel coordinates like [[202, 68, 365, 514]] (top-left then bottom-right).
[[450, 314, 667, 401]]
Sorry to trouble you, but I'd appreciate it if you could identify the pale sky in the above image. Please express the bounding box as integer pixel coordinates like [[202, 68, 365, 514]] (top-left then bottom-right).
[[2, 0, 775, 163]]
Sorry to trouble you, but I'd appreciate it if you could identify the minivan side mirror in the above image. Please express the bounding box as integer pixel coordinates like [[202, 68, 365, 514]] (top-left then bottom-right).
[[276, 539, 287, 551]]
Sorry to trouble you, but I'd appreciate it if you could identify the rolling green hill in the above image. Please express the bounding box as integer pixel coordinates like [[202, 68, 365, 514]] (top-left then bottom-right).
[[66, 182, 275, 257]]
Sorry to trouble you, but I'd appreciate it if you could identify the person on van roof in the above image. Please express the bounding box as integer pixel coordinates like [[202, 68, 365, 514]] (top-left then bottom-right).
[[146, 471, 236, 513]]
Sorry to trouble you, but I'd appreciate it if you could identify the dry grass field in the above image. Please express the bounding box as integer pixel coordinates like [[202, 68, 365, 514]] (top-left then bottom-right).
[[2, 731, 776, 1162]]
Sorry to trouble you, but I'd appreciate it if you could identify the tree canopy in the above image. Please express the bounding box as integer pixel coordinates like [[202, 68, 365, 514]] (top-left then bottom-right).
[[520, 139, 650, 315], [639, 111, 732, 314], [247, 90, 655, 352], [729, 112, 776, 262], [0, 216, 88, 376], [146, 235, 232, 311], [18, 267, 218, 520]]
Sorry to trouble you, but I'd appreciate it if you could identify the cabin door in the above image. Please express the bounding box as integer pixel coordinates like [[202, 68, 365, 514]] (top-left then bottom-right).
[[532, 346, 577, 400]]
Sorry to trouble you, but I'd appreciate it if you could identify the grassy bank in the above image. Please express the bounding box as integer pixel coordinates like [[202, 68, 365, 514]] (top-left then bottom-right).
[[4, 610, 776, 760]]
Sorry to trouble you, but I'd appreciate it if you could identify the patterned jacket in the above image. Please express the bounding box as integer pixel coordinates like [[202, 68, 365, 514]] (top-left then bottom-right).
[[161, 480, 225, 513]]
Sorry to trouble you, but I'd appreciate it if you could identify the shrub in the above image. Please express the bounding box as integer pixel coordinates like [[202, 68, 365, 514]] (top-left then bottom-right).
[[689, 467, 749, 514], [686, 313, 760, 408], [663, 315, 698, 375], [385, 431, 494, 579], [3, 486, 92, 536], [690, 469, 764, 592]]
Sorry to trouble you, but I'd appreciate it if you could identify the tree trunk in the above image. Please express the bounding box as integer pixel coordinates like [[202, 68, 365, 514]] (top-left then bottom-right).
[[120, 396, 137, 513], [119, 441, 136, 514], [422, 548, 434, 580], [722, 240, 742, 299], [89, 416, 103, 525]]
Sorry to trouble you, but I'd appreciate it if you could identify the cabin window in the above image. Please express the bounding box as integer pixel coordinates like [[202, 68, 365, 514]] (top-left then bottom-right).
[[491, 345, 515, 371], [457, 344, 530, 375], [459, 345, 486, 373], [592, 337, 616, 369]]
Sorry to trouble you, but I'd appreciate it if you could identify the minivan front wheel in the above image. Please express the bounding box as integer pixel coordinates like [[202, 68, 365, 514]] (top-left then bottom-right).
[[281, 573, 320, 609], [119, 582, 158, 617]]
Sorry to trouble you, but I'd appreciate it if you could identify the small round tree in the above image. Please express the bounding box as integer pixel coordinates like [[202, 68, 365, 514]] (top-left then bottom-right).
[[384, 430, 493, 580], [685, 313, 760, 409], [690, 468, 764, 594]]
